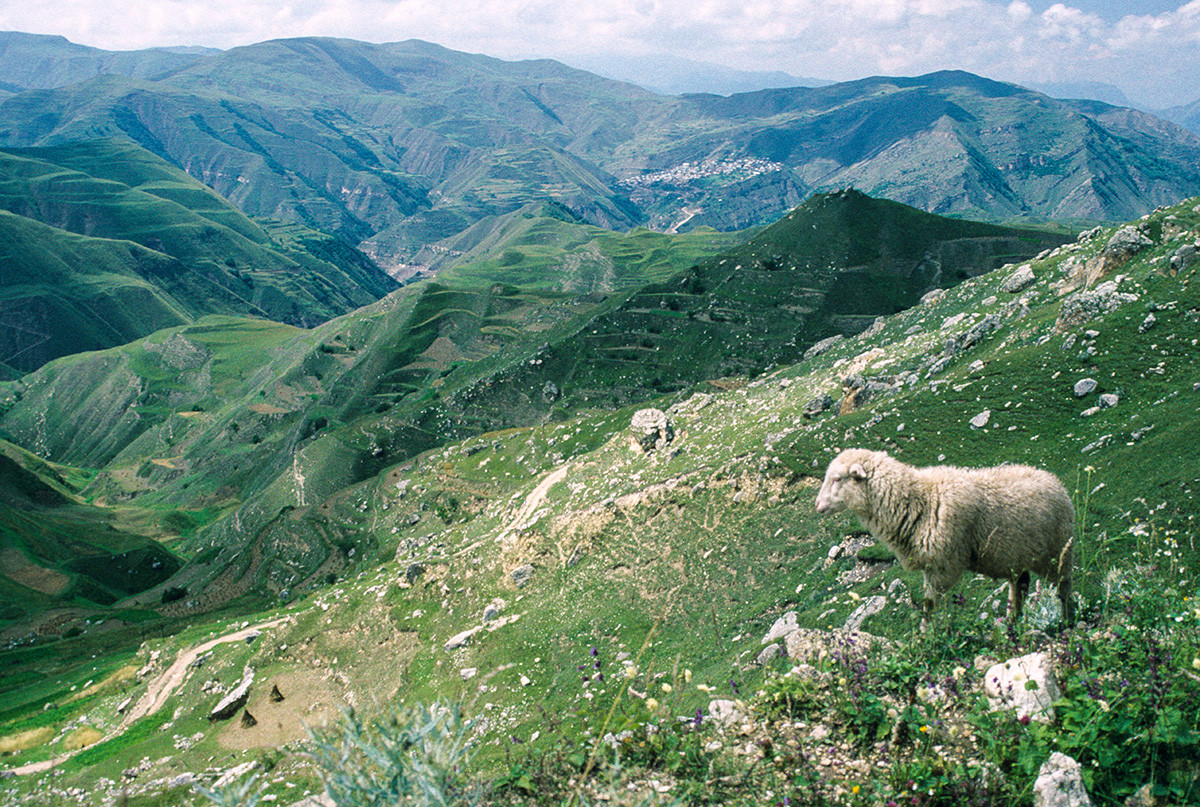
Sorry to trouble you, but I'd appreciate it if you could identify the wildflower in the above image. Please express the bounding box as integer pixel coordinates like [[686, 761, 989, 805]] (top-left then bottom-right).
[[590, 647, 598, 657], [661, 683, 673, 694], [952, 666, 966, 681], [696, 683, 715, 693], [683, 668, 693, 683], [692, 708, 703, 728], [919, 725, 929, 734], [852, 784, 860, 795], [1192, 657, 1200, 671], [645, 697, 660, 712], [624, 664, 638, 679]]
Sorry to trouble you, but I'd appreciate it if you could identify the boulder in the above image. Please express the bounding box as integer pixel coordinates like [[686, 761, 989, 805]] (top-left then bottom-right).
[[1001, 264, 1036, 293], [1074, 378, 1098, 397], [984, 652, 1060, 722], [1034, 752, 1094, 807], [629, 408, 674, 453], [969, 410, 991, 430], [209, 666, 254, 722]]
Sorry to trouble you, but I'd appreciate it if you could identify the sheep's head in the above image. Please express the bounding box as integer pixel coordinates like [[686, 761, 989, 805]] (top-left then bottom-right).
[[815, 448, 877, 515]]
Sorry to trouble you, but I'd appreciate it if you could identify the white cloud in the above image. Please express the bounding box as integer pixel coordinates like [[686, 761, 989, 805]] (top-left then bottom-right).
[[0, 0, 1198, 106]]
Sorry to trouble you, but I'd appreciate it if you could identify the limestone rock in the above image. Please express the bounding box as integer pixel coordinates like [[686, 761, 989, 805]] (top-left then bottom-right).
[[1099, 393, 1119, 409], [761, 611, 799, 645], [984, 652, 1060, 722], [842, 595, 887, 632], [1034, 752, 1094, 807], [1057, 281, 1139, 329], [629, 408, 674, 453], [969, 410, 991, 430], [1074, 378, 1098, 397], [1001, 264, 1036, 293], [1139, 312, 1157, 333], [804, 334, 844, 360], [209, 666, 254, 722], [707, 699, 745, 727]]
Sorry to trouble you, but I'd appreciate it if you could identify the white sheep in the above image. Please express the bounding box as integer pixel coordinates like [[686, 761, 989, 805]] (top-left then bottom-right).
[[815, 448, 1074, 626]]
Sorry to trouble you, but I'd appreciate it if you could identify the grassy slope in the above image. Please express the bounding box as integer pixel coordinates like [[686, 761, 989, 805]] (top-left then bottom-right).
[[0, 141, 398, 372], [1, 198, 1198, 804]]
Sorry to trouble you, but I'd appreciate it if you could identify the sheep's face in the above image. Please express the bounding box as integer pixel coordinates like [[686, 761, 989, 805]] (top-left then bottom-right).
[[815, 453, 869, 515]]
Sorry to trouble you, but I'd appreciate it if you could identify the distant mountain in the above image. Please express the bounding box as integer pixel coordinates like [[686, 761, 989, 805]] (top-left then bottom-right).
[[564, 52, 830, 96], [0, 35, 1197, 271], [0, 31, 215, 96], [0, 140, 397, 372], [1162, 97, 1200, 137]]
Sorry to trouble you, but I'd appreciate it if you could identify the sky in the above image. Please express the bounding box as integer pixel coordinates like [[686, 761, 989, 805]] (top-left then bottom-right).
[[0, 0, 1198, 108]]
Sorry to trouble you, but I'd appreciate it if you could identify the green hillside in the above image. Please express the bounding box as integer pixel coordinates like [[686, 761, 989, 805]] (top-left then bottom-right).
[[0, 196, 1198, 805], [0, 140, 398, 371]]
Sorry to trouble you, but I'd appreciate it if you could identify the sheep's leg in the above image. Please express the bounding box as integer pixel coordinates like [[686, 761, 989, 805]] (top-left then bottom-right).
[[1009, 572, 1031, 622], [1057, 575, 1074, 625], [920, 573, 943, 633]]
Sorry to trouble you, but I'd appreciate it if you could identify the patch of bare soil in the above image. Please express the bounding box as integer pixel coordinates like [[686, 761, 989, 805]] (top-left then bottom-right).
[[216, 668, 340, 750], [0, 546, 70, 595]]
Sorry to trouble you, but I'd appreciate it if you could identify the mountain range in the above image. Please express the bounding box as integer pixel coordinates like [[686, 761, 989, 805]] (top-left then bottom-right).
[[1, 33, 1199, 276]]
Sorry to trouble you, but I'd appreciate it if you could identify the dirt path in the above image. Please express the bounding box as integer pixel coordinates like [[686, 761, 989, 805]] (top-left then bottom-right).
[[122, 616, 291, 728], [3, 615, 292, 777], [503, 463, 571, 538]]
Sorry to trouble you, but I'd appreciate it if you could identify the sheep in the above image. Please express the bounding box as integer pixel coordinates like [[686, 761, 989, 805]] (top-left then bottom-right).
[[815, 448, 1074, 627]]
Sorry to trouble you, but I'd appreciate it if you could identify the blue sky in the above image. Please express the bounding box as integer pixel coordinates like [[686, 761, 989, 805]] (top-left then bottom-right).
[[0, 1, 1197, 107]]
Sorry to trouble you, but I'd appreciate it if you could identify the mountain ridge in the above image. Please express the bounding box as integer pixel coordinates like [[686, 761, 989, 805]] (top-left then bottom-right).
[[0, 33, 1196, 271]]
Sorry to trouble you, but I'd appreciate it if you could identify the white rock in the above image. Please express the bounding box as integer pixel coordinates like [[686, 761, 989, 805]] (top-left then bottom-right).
[[762, 611, 799, 644], [1073, 378, 1098, 397], [969, 409, 991, 429], [1034, 752, 1094, 807], [444, 625, 483, 650], [707, 699, 744, 727], [842, 595, 887, 632], [984, 652, 1061, 722], [460, 668, 478, 680]]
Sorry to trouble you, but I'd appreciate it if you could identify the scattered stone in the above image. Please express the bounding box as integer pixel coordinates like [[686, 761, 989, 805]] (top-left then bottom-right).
[[444, 626, 483, 651], [460, 668, 478, 680], [1139, 312, 1157, 333], [969, 360, 984, 373], [804, 334, 844, 360], [1034, 752, 1094, 807], [629, 408, 674, 453], [784, 628, 892, 664], [707, 699, 745, 727], [1001, 264, 1036, 293], [209, 667, 254, 722], [842, 596, 887, 632], [404, 563, 425, 585], [483, 598, 506, 623], [921, 288, 946, 306], [1073, 378, 1098, 397], [510, 564, 534, 588], [984, 652, 1060, 722], [1057, 280, 1139, 329], [803, 393, 836, 418], [1099, 393, 1119, 409], [756, 643, 783, 666], [1081, 407, 1102, 418], [520, 675, 531, 687], [541, 380, 559, 403], [762, 611, 799, 645], [969, 410, 991, 430], [1170, 244, 1197, 275]]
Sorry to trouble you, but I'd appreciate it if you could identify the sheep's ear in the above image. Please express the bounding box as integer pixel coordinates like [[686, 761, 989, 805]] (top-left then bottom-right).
[[849, 462, 867, 480]]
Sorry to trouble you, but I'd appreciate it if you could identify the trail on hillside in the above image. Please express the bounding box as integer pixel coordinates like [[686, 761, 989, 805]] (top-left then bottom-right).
[[3, 616, 291, 777]]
